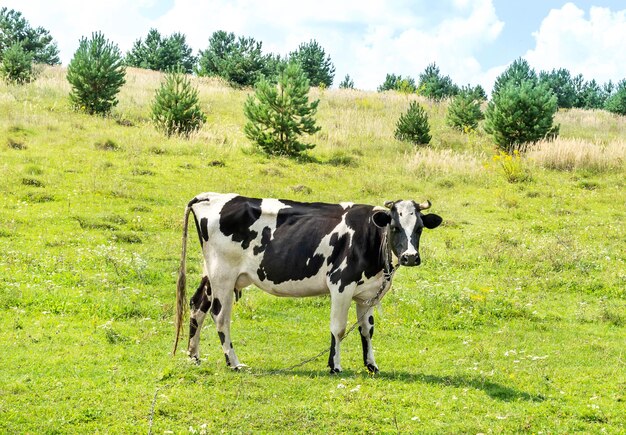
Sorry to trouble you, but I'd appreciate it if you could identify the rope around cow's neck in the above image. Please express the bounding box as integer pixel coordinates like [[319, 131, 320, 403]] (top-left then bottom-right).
[[364, 226, 398, 307]]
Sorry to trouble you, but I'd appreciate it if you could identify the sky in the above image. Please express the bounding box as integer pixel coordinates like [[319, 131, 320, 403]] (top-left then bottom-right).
[[2, 0, 626, 92]]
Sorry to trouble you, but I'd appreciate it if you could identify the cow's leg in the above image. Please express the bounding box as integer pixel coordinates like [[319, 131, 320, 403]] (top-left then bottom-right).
[[210, 281, 243, 369], [356, 302, 378, 373], [188, 276, 211, 361], [328, 290, 352, 374]]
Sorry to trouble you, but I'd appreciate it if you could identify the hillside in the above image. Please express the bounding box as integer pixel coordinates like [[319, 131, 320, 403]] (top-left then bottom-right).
[[0, 66, 625, 433]]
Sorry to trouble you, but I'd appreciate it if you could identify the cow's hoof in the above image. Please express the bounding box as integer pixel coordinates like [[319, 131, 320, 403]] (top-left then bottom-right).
[[231, 363, 248, 371], [329, 367, 342, 374], [189, 355, 201, 365], [365, 363, 379, 374]]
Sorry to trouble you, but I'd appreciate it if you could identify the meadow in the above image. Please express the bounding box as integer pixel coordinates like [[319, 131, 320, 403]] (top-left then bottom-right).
[[0, 66, 625, 433]]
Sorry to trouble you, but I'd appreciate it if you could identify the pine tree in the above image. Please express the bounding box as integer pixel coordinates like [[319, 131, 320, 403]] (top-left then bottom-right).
[[289, 40, 335, 88], [151, 68, 206, 137], [197, 30, 269, 87], [418, 63, 458, 101], [492, 58, 537, 97], [378, 73, 416, 92], [244, 62, 320, 156], [126, 29, 196, 73], [484, 81, 558, 152], [0, 7, 59, 65], [538, 68, 576, 108], [67, 32, 126, 115], [446, 87, 483, 131], [605, 79, 626, 116], [339, 74, 354, 89], [394, 101, 431, 145], [468, 84, 487, 102], [579, 79, 606, 109], [0, 42, 33, 84]]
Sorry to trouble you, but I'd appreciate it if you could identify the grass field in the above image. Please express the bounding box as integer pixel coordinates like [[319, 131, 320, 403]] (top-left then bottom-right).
[[1, 66, 625, 433]]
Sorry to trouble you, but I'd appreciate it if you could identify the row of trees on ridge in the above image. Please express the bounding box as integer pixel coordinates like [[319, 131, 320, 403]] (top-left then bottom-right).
[[3, 7, 626, 157]]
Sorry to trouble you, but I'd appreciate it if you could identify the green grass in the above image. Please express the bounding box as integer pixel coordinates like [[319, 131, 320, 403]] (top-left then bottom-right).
[[0, 66, 625, 433]]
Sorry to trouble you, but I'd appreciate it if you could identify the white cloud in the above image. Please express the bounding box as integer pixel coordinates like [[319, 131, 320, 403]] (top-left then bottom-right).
[[3, 0, 505, 90], [2, 0, 154, 61], [525, 3, 626, 83], [156, 0, 504, 90]]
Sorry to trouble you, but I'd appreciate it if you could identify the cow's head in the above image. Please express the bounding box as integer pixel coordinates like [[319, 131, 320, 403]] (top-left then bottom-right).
[[372, 200, 442, 266]]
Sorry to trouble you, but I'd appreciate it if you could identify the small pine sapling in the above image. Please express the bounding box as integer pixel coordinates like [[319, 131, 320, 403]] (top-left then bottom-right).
[[244, 62, 320, 156], [395, 101, 431, 145], [66, 32, 126, 115], [151, 69, 206, 137]]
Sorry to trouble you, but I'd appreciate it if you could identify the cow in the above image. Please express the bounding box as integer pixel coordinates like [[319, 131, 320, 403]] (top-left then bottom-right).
[[174, 193, 442, 373]]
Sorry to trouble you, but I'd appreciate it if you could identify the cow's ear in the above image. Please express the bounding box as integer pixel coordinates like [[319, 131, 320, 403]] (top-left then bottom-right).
[[422, 213, 443, 229], [372, 210, 391, 227]]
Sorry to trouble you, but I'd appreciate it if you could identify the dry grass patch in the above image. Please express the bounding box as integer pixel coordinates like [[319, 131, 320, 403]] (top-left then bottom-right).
[[404, 148, 485, 177], [528, 138, 626, 172], [557, 108, 626, 142]]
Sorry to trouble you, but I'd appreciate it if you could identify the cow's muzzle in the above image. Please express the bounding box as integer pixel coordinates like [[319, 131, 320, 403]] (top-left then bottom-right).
[[400, 253, 421, 266]]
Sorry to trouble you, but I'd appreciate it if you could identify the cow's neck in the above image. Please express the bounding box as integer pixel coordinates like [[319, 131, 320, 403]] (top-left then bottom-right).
[[364, 227, 399, 307], [381, 226, 398, 275]]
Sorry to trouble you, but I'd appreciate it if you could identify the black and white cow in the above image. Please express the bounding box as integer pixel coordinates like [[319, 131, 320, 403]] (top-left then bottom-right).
[[174, 193, 442, 373]]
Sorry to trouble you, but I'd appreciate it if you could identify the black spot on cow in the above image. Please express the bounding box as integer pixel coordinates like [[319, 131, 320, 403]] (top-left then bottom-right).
[[359, 326, 369, 365], [189, 197, 212, 246], [218, 331, 226, 345], [211, 298, 222, 316], [200, 217, 209, 242], [327, 205, 387, 292], [328, 231, 350, 292], [368, 315, 374, 325], [257, 267, 266, 282], [345, 206, 387, 280], [219, 196, 262, 249], [189, 318, 198, 338], [224, 354, 231, 366], [328, 333, 339, 373], [191, 213, 203, 248], [190, 277, 211, 313], [253, 226, 272, 255], [369, 326, 374, 339], [258, 200, 344, 284]]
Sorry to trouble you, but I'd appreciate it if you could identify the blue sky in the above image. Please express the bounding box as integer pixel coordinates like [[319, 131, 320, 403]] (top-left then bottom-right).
[[487, 0, 620, 68], [3, 0, 626, 91]]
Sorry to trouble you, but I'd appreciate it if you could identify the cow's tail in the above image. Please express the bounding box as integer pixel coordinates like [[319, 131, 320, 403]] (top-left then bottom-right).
[[173, 204, 192, 356]]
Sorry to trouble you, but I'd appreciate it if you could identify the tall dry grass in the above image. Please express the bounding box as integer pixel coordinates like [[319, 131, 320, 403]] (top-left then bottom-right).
[[8, 66, 626, 174], [404, 148, 485, 177], [528, 138, 626, 172], [557, 108, 626, 142]]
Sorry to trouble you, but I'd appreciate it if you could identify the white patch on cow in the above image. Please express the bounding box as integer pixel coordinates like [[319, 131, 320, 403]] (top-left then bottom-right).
[[313, 212, 355, 283], [193, 191, 237, 205], [396, 201, 418, 255], [340, 202, 354, 209], [352, 270, 386, 302], [262, 198, 291, 216]]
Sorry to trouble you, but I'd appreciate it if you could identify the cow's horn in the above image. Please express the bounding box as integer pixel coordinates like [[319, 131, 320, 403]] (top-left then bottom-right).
[[417, 200, 432, 210], [384, 200, 395, 209]]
